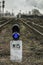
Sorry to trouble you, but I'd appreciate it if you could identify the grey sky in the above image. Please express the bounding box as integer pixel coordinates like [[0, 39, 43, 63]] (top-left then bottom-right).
[[0, 0, 43, 15]]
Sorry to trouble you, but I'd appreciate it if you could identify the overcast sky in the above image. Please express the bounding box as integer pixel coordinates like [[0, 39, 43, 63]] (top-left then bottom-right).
[[0, 0, 43, 15]]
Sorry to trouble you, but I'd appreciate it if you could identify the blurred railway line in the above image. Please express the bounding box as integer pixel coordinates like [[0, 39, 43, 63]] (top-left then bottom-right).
[[0, 18, 14, 28], [27, 18, 43, 26], [0, 18, 43, 36], [19, 18, 43, 36]]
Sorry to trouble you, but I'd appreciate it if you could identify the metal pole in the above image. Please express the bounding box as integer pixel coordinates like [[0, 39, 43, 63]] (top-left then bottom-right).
[[0, 2, 1, 17], [2, 0, 5, 16]]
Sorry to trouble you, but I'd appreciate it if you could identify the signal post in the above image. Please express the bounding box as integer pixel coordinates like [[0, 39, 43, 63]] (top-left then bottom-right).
[[10, 24, 22, 62]]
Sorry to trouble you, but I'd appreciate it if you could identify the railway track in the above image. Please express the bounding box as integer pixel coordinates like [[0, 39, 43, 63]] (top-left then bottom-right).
[[22, 18, 43, 28], [19, 18, 43, 36], [0, 19, 10, 25], [26, 18, 43, 26], [0, 18, 43, 65], [26, 18, 43, 28], [0, 18, 13, 28], [27, 22, 43, 33], [32, 22, 43, 28], [27, 19, 43, 32]]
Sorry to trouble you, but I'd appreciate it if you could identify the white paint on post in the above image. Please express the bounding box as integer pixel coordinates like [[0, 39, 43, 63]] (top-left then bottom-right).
[[10, 40, 22, 62]]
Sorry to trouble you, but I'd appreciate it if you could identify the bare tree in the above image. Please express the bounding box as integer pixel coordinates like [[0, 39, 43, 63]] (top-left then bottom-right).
[[32, 9, 41, 15]]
